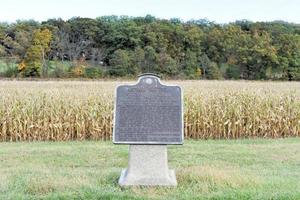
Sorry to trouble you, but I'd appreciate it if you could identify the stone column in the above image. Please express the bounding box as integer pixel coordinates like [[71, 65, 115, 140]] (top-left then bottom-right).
[[118, 145, 177, 186]]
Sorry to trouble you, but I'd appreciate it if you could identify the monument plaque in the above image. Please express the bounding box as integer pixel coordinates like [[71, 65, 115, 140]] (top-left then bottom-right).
[[113, 74, 183, 144], [113, 73, 183, 186]]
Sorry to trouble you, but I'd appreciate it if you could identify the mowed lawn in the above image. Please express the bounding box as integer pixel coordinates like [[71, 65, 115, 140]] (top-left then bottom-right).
[[0, 139, 300, 200]]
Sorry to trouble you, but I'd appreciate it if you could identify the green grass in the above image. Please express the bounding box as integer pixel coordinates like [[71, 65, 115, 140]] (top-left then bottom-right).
[[0, 139, 300, 200]]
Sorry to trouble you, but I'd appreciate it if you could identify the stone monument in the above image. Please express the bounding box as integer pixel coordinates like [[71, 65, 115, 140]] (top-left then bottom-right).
[[113, 73, 183, 186]]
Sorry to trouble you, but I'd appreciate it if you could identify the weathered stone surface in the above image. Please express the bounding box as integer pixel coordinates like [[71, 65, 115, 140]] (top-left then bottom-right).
[[118, 145, 177, 186], [113, 74, 183, 144]]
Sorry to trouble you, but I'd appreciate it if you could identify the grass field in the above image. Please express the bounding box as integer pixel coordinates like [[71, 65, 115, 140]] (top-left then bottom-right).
[[0, 138, 299, 199], [1, 80, 300, 141]]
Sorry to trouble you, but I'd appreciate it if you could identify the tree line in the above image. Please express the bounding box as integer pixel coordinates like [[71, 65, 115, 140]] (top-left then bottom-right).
[[0, 15, 299, 80]]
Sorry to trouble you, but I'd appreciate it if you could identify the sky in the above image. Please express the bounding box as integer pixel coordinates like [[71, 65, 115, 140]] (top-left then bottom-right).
[[0, 0, 299, 24]]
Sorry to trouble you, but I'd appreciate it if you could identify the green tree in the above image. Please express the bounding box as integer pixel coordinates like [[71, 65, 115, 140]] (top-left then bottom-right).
[[109, 49, 137, 76], [131, 47, 145, 74], [1, 16, 300, 79], [207, 62, 222, 79], [225, 64, 240, 79], [274, 34, 300, 80], [199, 54, 211, 79], [156, 52, 178, 76], [182, 50, 199, 78], [0, 44, 5, 56], [21, 28, 52, 77], [143, 45, 157, 73]]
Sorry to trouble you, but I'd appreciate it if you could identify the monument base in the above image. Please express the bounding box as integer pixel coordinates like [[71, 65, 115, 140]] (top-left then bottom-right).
[[118, 145, 177, 186]]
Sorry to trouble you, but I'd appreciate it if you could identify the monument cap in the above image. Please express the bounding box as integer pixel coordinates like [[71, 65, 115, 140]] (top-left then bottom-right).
[[138, 73, 161, 78]]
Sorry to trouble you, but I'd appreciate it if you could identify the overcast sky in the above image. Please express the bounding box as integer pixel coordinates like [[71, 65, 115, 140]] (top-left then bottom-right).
[[0, 0, 299, 23]]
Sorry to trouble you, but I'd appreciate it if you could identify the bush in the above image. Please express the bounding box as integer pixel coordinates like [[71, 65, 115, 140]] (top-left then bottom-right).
[[226, 65, 240, 79], [207, 62, 223, 79], [84, 67, 103, 78], [48, 61, 72, 78], [0, 60, 19, 77], [4, 65, 19, 77], [288, 67, 300, 81]]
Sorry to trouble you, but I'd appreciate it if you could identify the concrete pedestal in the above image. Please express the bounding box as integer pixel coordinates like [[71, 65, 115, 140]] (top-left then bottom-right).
[[118, 145, 177, 186]]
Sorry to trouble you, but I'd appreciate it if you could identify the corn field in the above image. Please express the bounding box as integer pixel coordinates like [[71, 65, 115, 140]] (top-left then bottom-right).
[[0, 80, 300, 141]]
